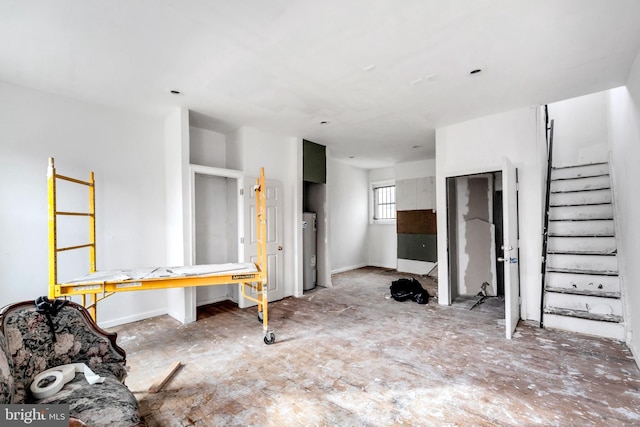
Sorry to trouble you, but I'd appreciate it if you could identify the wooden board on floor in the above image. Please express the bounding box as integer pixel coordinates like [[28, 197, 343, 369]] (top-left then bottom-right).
[[148, 361, 182, 394]]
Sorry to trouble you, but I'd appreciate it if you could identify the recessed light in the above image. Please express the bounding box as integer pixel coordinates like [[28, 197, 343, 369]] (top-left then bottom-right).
[[412, 145, 420, 149], [320, 121, 329, 125], [349, 156, 355, 159], [469, 69, 482, 75], [169, 89, 182, 95], [362, 64, 376, 72]]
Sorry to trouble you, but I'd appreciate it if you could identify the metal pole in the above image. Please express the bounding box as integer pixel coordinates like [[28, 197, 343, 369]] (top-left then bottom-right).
[[47, 158, 58, 299]]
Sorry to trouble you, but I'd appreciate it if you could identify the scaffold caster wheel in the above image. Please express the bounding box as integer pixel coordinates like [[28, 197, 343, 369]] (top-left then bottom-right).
[[258, 311, 264, 322], [264, 331, 276, 345]]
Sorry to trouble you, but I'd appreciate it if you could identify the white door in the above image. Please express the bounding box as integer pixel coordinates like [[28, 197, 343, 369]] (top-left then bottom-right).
[[502, 157, 520, 339], [240, 176, 284, 307]]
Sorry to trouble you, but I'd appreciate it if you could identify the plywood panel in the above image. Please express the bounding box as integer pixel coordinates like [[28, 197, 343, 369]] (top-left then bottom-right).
[[397, 209, 437, 234]]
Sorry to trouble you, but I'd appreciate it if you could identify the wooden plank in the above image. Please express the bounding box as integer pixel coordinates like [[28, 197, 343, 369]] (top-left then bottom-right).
[[149, 361, 182, 394], [396, 209, 437, 234]]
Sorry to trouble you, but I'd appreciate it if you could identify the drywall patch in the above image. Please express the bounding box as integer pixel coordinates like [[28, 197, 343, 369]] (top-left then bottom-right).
[[462, 177, 495, 295]]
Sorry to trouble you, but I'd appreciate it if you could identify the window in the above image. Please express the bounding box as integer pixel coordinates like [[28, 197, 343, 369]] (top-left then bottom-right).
[[373, 183, 396, 221]]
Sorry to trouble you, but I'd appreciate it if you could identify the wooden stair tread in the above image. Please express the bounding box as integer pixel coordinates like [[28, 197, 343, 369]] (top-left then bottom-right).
[[544, 307, 623, 323], [545, 286, 621, 299], [551, 187, 610, 194], [551, 174, 609, 181], [548, 267, 618, 276], [548, 233, 615, 238], [550, 202, 612, 207], [552, 162, 608, 170], [547, 250, 617, 256], [549, 217, 613, 221]]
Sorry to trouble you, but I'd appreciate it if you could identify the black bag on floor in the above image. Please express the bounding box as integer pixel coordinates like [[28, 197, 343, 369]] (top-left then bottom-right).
[[390, 278, 429, 304]]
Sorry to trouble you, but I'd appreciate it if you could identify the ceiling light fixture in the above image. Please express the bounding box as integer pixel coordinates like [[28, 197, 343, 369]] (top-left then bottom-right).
[[469, 69, 482, 75], [362, 64, 376, 72], [169, 89, 182, 95], [320, 120, 329, 125]]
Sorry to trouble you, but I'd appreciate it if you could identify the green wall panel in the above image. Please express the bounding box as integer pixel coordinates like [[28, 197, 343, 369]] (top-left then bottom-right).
[[303, 139, 326, 184], [397, 233, 438, 262]]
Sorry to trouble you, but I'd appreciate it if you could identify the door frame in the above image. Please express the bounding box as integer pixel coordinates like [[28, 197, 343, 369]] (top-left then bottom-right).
[[440, 160, 521, 338], [189, 165, 244, 309], [502, 156, 521, 339], [189, 164, 244, 267]]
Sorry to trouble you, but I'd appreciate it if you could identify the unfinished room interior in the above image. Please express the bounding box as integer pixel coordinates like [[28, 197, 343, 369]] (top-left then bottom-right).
[[2, 0, 640, 425]]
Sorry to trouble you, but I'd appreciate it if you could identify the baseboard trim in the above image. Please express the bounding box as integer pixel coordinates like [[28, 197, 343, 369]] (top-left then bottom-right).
[[196, 296, 231, 307], [629, 338, 640, 370], [397, 259, 436, 275], [331, 263, 368, 275], [98, 307, 168, 329]]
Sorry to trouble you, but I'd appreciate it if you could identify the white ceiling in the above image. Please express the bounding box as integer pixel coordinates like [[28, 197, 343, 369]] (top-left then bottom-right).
[[2, 1, 640, 169]]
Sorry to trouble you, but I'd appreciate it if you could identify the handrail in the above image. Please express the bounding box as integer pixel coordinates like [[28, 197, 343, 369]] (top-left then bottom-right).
[[539, 109, 555, 328]]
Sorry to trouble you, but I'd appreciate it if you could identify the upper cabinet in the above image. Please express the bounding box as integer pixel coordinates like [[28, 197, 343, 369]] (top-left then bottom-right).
[[396, 177, 435, 211], [303, 139, 326, 184]]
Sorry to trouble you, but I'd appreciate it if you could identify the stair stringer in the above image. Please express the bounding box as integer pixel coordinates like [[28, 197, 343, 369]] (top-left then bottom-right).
[[607, 153, 631, 344]]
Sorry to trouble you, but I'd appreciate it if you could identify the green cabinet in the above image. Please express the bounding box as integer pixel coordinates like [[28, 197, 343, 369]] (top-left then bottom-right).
[[303, 140, 326, 184]]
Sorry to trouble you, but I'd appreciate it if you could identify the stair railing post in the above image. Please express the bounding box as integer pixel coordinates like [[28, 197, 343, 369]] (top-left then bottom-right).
[[540, 117, 555, 327]]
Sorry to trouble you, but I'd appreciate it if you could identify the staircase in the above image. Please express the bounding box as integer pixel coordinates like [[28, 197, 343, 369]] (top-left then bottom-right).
[[542, 161, 625, 340]]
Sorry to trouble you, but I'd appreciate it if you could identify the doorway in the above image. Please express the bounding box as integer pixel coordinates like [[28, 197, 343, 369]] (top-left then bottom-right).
[[190, 165, 243, 307], [445, 159, 520, 338], [193, 173, 238, 306], [447, 173, 502, 297], [303, 181, 327, 290]]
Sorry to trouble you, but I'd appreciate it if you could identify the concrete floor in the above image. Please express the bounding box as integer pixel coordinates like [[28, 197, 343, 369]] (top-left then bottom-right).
[[111, 267, 640, 426]]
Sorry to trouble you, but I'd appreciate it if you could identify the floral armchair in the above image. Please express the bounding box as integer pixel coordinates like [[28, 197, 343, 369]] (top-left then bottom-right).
[[0, 298, 144, 426]]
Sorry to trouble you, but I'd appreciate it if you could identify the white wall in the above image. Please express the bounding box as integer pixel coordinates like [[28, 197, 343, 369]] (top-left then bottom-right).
[[436, 106, 544, 321], [367, 224, 396, 269], [328, 158, 369, 273], [368, 166, 396, 269], [395, 159, 436, 181], [189, 127, 226, 168], [548, 91, 610, 166], [164, 108, 196, 323], [0, 81, 167, 327], [607, 50, 640, 363]]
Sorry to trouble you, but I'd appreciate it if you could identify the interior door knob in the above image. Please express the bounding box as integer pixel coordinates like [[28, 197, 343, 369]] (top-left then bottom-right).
[[277, 246, 283, 251]]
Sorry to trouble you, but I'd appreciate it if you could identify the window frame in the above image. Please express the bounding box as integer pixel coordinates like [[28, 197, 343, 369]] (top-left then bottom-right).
[[370, 179, 396, 225]]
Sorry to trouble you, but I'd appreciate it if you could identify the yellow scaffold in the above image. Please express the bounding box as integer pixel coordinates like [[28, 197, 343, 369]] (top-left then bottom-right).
[[47, 158, 275, 344]]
